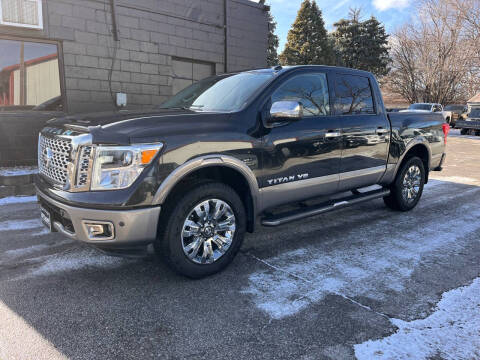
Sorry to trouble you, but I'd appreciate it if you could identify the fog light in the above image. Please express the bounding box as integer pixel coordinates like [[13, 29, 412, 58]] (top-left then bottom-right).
[[82, 221, 115, 241]]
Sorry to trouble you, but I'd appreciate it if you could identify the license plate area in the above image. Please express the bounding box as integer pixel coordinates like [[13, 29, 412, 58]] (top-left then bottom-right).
[[40, 206, 53, 232]]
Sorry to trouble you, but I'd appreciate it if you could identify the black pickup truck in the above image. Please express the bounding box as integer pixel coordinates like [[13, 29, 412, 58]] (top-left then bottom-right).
[[35, 66, 448, 277], [457, 107, 480, 135]]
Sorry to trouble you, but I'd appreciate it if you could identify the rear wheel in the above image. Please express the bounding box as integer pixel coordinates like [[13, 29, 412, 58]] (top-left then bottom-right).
[[155, 182, 246, 278], [384, 156, 425, 211], [460, 128, 468, 135]]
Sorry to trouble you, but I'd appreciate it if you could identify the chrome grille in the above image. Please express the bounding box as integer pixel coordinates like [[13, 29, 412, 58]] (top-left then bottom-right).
[[38, 135, 72, 184], [76, 146, 93, 186]]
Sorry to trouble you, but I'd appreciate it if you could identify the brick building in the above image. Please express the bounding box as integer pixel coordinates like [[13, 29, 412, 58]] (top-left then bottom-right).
[[0, 0, 269, 166]]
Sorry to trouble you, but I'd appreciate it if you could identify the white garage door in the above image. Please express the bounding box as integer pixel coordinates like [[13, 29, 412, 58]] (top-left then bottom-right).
[[171, 58, 215, 95]]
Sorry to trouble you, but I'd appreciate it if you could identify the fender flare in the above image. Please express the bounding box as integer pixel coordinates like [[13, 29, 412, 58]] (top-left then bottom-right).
[[152, 154, 260, 217], [381, 136, 432, 184]]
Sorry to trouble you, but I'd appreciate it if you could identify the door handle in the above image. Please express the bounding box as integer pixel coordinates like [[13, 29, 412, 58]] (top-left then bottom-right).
[[376, 128, 389, 135], [325, 131, 341, 138]]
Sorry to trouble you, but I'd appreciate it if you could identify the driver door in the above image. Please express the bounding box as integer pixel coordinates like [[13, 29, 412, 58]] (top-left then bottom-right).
[[259, 71, 342, 209]]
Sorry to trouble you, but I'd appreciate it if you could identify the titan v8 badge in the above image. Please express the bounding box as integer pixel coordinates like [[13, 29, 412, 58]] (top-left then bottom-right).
[[267, 173, 309, 185]]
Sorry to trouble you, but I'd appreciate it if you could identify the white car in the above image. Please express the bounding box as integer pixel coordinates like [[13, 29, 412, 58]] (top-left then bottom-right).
[[400, 103, 451, 124]]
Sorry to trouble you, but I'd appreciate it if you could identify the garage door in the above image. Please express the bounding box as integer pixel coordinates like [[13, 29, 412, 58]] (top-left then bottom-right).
[[171, 58, 215, 95]]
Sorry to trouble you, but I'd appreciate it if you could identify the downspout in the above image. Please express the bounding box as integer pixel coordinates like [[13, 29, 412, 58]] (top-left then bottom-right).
[[109, 0, 119, 41], [223, 0, 228, 73]]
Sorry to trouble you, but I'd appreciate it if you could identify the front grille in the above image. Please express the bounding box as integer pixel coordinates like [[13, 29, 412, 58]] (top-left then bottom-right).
[[76, 146, 93, 186], [38, 135, 72, 185]]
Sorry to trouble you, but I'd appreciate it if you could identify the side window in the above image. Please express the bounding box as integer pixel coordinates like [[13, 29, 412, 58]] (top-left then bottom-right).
[[334, 74, 375, 115], [271, 73, 330, 117]]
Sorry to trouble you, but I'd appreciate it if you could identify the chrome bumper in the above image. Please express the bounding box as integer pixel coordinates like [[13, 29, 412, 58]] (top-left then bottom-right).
[[36, 188, 161, 247]]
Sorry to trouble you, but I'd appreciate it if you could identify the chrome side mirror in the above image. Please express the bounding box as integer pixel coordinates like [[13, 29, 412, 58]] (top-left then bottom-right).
[[269, 101, 303, 123]]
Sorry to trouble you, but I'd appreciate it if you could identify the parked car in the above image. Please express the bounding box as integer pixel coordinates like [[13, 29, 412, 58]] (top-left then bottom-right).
[[457, 107, 480, 135], [400, 103, 452, 124], [444, 104, 468, 128], [35, 66, 448, 278]]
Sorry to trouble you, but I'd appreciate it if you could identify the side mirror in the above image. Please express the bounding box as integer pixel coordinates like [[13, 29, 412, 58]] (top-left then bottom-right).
[[268, 101, 303, 124]]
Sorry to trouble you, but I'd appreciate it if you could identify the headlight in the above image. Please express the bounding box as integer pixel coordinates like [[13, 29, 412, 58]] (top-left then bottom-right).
[[91, 144, 163, 191]]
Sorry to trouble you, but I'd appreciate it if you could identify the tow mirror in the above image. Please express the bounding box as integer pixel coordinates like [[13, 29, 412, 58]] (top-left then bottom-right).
[[268, 101, 303, 125]]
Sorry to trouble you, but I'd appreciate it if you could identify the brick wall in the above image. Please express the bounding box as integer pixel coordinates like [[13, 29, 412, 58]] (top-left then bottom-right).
[[45, 0, 268, 113]]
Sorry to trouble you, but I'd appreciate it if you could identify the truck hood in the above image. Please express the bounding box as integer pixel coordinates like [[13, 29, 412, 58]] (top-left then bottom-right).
[[46, 108, 236, 145]]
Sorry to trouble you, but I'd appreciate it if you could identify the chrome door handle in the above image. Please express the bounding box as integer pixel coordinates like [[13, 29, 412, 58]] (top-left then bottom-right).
[[325, 132, 341, 138], [376, 128, 389, 135]]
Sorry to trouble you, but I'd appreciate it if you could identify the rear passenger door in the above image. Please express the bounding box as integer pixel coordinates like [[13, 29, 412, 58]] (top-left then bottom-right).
[[333, 73, 390, 191]]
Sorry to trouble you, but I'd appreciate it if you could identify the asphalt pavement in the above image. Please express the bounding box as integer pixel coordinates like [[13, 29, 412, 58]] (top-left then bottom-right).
[[0, 129, 479, 360]]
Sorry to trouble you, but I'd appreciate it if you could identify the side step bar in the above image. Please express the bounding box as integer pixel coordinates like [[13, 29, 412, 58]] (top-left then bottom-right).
[[261, 188, 391, 227]]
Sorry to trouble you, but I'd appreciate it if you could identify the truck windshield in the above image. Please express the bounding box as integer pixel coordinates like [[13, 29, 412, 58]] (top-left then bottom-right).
[[159, 72, 274, 112], [408, 104, 432, 110]]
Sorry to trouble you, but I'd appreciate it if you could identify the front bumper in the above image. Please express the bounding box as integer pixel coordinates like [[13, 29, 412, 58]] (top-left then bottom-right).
[[36, 188, 161, 247]]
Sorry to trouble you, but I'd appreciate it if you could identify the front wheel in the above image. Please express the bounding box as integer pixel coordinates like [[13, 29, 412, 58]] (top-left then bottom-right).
[[155, 182, 246, 278], [460, 128, 468, 135], [384, 156, 425, 211]]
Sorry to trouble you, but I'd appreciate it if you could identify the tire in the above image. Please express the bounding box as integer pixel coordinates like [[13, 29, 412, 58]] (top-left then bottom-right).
[[155, 182, 246, 278], [383, 156, 425, 211], [460, 128, 468, 135]]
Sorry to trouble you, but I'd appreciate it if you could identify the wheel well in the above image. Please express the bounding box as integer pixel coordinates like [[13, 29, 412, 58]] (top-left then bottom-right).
[[402, 144, 430, 183], [162, 166, 255, 233]]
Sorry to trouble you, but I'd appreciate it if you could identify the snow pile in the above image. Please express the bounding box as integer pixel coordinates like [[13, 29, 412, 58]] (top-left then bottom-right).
[[354, 278, 480, 360]]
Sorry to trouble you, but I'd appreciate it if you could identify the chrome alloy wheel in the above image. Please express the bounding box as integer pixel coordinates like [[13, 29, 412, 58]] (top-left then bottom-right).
[[402, 165, 421, 203], [181, 199, 236, 264]]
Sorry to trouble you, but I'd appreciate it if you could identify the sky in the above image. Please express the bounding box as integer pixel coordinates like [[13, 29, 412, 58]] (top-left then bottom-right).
[[254, 0, 414, 51]]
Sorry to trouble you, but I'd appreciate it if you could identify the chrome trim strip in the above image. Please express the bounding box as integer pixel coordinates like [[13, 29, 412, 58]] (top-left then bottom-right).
[[339, 166, 386, 181], [259, 174, 339, 211]]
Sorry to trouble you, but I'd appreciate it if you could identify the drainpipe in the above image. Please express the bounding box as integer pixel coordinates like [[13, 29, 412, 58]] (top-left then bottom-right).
[[223, 0, 228, 73], [110, 0, 119, 41]]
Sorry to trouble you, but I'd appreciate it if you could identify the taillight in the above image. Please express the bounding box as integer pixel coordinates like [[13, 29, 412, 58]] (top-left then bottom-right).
[[442, 123, 450, 144]]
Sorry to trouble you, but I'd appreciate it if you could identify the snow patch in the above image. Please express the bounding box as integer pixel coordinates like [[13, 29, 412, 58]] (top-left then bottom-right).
[[0, 167, 37, 176], [3, 240, 71, 258], [242, 189, 480, 319], [0, 196, 37, 206], [0, 219, 43, 232], [29, 249, 129, 277], [354, 278, 480, 360]]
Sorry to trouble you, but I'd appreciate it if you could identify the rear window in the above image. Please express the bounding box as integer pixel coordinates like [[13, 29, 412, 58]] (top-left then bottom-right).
[[469, 109, 480, 118], [334, 74, 375, 115]]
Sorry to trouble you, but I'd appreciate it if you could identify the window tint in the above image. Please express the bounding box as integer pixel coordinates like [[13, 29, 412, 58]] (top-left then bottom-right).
[[0, 38, 62, 110], [334, 74, 375, 115], [271, 73, 330, 117]]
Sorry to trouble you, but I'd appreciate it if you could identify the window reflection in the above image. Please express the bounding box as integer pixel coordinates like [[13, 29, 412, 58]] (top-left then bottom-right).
[[335, 74, 375, 115], [0, 39, 61, 109]]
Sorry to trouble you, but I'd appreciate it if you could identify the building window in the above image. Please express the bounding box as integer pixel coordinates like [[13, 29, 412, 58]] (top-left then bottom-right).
[[0, 0, 43, 29], [0, 38, 63, 111], [171, 57, 215, 95]]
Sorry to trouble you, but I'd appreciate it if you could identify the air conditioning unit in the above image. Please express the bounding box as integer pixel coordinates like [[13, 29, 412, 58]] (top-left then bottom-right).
[[0, 0, 43, 29]]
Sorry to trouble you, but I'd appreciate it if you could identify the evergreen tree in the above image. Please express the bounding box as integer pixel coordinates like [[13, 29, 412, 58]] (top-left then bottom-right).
[[266, 7, 280, 66], [279, 0, 335, 65], [333, 9, 391, 77]]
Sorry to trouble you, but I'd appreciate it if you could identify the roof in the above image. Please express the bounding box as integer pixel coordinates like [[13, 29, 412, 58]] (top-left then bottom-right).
[[467, 93, 480, 104]]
